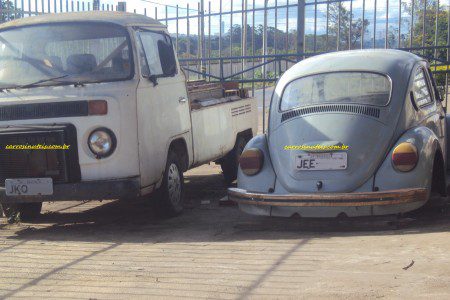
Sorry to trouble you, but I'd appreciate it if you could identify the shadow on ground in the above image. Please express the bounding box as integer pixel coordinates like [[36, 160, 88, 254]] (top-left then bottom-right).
[[2, 169, 450, 244]]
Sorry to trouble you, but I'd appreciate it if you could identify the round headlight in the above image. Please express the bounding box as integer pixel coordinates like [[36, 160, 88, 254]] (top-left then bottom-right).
[[88, 128, 116, 158]]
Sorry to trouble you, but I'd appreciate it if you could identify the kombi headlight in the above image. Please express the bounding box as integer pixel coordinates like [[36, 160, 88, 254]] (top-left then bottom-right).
[[88, 128, 116, 158]]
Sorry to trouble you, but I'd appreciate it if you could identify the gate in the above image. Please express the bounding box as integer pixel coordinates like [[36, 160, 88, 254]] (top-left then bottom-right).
[[1, 0, 449, 120]]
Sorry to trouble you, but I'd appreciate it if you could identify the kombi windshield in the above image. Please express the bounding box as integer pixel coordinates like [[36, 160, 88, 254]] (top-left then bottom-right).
[[280, 72, 391, 111], [0, 22, 132, 89]]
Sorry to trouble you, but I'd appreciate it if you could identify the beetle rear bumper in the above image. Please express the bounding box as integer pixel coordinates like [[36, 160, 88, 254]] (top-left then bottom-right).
[[228, 187, 429, 217]]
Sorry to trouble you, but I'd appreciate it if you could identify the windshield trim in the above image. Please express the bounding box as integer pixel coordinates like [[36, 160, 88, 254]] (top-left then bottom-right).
[[278, 70, 393, 113], [0, 21, 135, 89]]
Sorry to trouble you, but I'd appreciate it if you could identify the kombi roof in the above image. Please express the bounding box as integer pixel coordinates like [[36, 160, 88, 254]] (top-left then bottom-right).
[[279, 49, 425, 88], [0, 11, 165, 30]]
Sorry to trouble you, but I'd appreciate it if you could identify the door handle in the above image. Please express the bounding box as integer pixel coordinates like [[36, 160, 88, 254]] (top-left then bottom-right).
[[178, 96, 187, 103]]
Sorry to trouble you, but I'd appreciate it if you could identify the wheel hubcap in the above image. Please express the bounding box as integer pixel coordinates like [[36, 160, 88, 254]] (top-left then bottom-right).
[[167, 163, 181, 205]]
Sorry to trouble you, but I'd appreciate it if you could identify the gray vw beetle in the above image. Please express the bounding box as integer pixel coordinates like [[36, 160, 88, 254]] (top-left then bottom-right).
[[229, 49, 448, 218]]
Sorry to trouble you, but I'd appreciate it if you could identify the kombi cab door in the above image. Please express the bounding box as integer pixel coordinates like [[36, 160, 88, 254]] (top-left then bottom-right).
[[135, 28, 191, 189]]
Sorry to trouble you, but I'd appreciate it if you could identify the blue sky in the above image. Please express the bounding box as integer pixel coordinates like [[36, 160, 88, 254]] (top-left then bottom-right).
[[15, 0, 449, 39]]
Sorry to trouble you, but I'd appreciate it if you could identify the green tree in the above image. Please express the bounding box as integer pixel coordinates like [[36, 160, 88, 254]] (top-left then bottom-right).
[[304, 2, 370, 53], [402, 0, 449, 88], [328, 2, 370, 50], [1, 0, 21, 22], [402, 0, 448, 57]]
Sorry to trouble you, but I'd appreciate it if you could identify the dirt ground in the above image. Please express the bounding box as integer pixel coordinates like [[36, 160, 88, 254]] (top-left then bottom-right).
[[1, 163, 450, 299]]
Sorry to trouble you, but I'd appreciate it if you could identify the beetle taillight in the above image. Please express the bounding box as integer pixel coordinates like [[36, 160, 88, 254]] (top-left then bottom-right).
[[392, 142, 418, 172], [239, 148, 264, 176]]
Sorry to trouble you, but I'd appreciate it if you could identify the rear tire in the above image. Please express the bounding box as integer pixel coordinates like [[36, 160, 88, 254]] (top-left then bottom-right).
[[221, 135, 248, 185], [427, 164, 447, 208], [1, 202, 42, 223], [156, 151, 184, 217], [422, 154, 447, 210]]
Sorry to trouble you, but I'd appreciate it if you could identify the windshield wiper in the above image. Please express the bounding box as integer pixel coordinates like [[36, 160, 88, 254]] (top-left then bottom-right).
[[3, 76, 106, 91], [18, 74, 70, 89]]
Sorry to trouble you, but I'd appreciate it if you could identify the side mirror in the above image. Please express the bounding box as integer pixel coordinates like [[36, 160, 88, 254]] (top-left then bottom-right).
[[157, 40, 177, 77], [140, 60, 158, 86], [141, 64, 150, 78]]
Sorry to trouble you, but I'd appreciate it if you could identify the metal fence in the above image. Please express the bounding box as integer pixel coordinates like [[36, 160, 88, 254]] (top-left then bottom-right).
[[155, 0, 450, 105], [1, 0, 450, 106]]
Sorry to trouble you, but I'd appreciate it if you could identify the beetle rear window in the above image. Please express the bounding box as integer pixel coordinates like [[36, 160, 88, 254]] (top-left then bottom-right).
[[280, 72, 391, 111]]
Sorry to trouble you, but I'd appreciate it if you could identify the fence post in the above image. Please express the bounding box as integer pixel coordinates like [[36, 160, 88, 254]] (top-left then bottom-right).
[[278, 58, 282, 75], [297, 0, 305, 60], [262, 0, 269, 133], [220, 58, 224, 83], [200, 0, 206, 80], [446, 3, 450, 107]]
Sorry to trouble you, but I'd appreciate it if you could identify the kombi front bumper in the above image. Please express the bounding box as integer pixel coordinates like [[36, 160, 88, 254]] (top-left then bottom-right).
[[0, 177, 140, 203], [228, 187, 429, 217]]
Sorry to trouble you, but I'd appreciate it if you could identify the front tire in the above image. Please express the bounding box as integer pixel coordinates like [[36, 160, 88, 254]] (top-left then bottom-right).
[[156, 151, 184, 217], [1, 202, 42, 223]]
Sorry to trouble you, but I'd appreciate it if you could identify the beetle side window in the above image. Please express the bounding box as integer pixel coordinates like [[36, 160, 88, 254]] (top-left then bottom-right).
[[412, 69, 433, 107]]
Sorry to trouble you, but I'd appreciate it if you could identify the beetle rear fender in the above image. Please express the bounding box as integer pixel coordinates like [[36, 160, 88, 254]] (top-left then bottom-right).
[[374, 126, 440, 193], [237, 134, 276, 193]]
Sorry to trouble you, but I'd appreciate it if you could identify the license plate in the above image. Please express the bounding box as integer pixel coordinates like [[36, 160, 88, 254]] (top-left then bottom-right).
[[5, 178, 53, 196], [295, 152, 347, 171]]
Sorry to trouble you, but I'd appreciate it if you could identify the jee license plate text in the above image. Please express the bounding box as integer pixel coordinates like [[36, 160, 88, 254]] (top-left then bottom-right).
[[296, 152, 347, 171]]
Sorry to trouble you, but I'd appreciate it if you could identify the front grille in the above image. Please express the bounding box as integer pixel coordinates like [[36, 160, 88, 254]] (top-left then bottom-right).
[[0, 101, 89, 122], [0, 125, 80, 186]]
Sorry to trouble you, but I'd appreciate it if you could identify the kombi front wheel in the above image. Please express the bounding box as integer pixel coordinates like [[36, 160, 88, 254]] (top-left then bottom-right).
[[156, 151, 184, 217], [1, 202, 42, 223], [221, 136, 248, 185]]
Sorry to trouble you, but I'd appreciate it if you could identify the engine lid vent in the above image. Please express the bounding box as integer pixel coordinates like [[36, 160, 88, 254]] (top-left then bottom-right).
[[281, 104, 380, 122]]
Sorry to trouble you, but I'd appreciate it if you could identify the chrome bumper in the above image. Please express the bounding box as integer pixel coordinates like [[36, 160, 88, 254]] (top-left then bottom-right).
[[228, 187, 428, 207]]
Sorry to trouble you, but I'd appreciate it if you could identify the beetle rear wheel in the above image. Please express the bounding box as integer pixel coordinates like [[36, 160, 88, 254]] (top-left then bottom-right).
[[422, 154, 447, 210]]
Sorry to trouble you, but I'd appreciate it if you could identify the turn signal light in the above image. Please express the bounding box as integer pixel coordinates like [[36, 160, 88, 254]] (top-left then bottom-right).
[[88, 100, 108, 115], [239, 148, 264, 176], [392, 142, 418, 172]]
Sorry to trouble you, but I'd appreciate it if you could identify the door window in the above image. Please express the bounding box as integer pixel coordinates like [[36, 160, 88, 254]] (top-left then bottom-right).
[[137, 31, 176, 77], [412, 68, 433, 107]]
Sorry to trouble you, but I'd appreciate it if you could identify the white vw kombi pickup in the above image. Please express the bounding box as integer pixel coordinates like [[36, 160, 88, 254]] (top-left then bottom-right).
[[0, 12, 257, 220]]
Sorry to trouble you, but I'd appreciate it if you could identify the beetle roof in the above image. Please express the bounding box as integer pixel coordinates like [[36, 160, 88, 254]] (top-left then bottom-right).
[[280, 49, 424, 86], [0, 11, 165, 30]]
